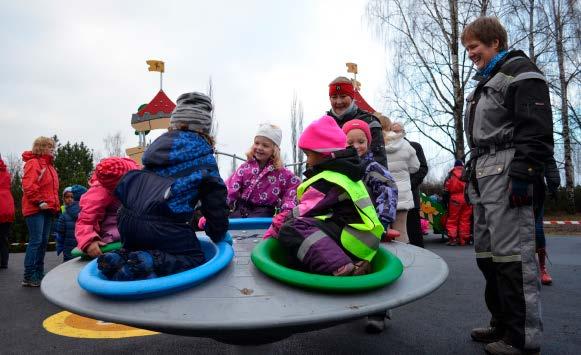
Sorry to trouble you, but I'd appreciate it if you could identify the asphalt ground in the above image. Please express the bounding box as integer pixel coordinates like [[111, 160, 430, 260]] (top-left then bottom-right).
[[0, 234, 579, 355]]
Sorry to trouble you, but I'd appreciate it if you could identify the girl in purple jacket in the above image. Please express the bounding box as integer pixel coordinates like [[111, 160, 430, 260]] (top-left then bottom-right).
[[342, 119, 400, 241], [226, 124, 300, 238]]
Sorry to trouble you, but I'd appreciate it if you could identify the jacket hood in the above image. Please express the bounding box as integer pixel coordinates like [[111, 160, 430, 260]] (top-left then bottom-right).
[[88, 172, 104, 188], [142, 130, 214, 170], [0, 159, 6, 172], [385, 135, 405, 153], [65, 201, 81, 219], [451, 166, 463, 179], [22, 151, 53, 164], [305, 147, 363, 181]]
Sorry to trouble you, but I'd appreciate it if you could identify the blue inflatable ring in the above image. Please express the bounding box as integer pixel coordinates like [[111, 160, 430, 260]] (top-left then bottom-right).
[[77, 235, 234, 299]]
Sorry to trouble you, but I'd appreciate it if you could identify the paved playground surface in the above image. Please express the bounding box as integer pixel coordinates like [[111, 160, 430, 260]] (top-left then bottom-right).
[[1, 234, 579, 354]]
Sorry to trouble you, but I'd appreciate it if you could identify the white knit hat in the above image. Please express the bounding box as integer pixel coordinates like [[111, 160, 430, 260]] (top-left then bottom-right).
[[255, 124, 282, 147]]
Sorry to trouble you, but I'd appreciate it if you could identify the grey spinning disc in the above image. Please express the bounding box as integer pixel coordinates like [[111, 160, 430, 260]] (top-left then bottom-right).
[[42, 230, 448, 345]]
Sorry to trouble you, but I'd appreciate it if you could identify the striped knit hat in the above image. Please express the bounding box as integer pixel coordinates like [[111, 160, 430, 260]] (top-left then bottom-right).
[[170, 92, 213, 134]]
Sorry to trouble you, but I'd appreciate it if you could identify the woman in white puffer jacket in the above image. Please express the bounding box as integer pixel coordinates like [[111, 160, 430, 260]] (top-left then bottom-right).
[[383, 121, 420, 243]]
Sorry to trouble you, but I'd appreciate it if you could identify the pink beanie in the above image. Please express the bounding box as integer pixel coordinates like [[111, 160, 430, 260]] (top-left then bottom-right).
[[342, 119, 372, 146], [298, 115, 347, 155], [95, 157, 139, 190]]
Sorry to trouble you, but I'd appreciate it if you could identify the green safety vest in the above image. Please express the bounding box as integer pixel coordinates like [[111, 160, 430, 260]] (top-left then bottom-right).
[[296, 170, 384, 261]]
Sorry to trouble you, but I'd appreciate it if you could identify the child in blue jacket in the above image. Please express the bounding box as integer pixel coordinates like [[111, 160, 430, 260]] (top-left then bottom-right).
[[98, 92, 230, 280], [55, 185, 87, 262]]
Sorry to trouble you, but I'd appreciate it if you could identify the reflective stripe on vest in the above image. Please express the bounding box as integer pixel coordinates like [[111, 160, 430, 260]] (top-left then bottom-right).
[[296, 170, 383, 261]]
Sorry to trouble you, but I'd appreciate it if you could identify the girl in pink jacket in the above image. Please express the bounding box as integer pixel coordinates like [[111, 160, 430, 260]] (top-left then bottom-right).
[[225, 124, 300, 238], [76, 157, 138, 257]]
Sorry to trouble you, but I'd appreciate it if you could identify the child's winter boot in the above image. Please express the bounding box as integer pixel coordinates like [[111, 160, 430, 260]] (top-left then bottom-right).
[[127, 251, 155, 278], [97, 251, 127, 278]]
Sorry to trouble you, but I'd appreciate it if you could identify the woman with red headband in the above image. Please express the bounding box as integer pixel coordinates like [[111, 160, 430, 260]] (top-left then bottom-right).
[[326, 76, 388, 169]]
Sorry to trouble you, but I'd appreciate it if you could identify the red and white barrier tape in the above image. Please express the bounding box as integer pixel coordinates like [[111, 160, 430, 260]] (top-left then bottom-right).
[[543, 221, 580, 225]]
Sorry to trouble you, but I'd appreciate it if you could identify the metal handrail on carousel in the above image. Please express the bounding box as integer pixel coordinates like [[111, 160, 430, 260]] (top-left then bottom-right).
[[214, 151, 305, 169]]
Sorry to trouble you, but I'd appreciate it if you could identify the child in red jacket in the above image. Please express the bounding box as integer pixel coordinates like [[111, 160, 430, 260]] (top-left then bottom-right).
[[75, 157, 138, 257]]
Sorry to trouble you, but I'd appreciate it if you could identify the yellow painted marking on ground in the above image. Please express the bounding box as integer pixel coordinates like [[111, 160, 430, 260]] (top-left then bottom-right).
[[43, 311, 158, 339]]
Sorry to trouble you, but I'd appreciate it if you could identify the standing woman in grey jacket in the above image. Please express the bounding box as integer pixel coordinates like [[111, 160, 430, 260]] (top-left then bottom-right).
[[462, 16, 553, 355], [383, 122, 419, 243]]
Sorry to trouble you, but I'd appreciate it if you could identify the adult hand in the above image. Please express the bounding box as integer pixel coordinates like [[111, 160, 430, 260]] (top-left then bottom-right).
[[86, 240, 107, 258], [39, 202, 49, 210], [509, 178, 532, 208]]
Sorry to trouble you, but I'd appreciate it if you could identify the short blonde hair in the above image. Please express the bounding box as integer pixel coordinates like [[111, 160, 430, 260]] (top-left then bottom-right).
[[32, 136, 55, 155], [377, 115, 392, 132], [246, 143, 283, 169]]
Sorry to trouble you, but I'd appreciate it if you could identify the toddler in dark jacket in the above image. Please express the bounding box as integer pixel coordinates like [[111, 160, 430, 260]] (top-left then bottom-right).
[[98, 92, 229, 280], [55, 185, 87, 261]]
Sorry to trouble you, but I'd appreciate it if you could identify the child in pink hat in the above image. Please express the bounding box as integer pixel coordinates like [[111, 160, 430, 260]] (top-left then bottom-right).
[[276, 116, 384, 276], [342, 119, 400, 242]]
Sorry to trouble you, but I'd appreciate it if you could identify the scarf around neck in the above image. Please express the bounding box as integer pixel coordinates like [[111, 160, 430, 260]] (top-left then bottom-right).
[[332, 101, 357, 121], [477, 50, 508, 80]]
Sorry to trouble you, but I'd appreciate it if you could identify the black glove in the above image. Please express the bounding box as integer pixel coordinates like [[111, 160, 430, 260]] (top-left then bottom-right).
[[509, 178, 532, 208]]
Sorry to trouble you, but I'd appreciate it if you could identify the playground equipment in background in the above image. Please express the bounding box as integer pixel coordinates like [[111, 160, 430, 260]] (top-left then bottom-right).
[[419, 192, 448, 239], [126, 60, 174, 165]]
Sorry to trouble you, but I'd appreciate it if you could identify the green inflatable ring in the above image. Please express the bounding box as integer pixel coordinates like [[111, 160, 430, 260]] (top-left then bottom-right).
[[71, 242, 123, 259], [251, 238, 404, 293]]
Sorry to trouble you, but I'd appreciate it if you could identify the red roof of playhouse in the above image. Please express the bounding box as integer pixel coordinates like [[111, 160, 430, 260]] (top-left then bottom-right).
[[354, 90, 375, 114], [137, 90, 175, 117]]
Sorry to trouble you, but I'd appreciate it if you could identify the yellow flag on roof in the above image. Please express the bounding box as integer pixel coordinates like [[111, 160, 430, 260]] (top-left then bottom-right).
[[146, 60, 165, 73], [346, 62, 358, 74]]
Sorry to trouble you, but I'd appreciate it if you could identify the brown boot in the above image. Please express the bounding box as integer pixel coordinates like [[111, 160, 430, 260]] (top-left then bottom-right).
[[471, 326, 503, 343], [537, 248, 553, 285]]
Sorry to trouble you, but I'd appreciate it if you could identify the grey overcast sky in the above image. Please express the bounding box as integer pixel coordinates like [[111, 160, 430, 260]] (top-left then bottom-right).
[[1, 1, 452, 179]]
